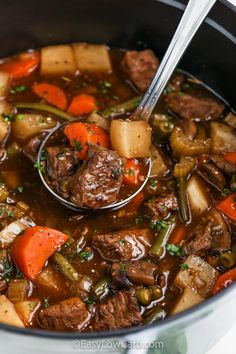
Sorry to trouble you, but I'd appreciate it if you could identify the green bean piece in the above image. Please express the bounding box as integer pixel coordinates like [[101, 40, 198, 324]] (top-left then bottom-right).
[[101, 96, 141, 118], [149, 215, 177, 257], [15, 102, 75, 121], [135, 288, 152, 306], [220, 245, 236, 268], [7, 142, 21, 158], [93, 277, 109, 300], [51, 252, 79, 282], [143, 306, 166, 325], [177, 177, 190, 223]]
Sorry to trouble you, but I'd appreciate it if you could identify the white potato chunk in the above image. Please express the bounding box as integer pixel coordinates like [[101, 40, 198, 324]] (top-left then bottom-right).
[[12, 113, 57, 140], [0, 101, 11, 143], [110, 119, 152, 158], [210, 122, 236, 154], [73, 43, 112, 73], [0, 295, 25, 327], [186, 175, 209, 216], [15, 299, 40, 325], [174, 255, 219, 297], [0, 71, 11, 99], [171, 287, 204, 315], [41, 45, 76, 75], [0, 219, 30, 248], [150, 144, 169, 177]]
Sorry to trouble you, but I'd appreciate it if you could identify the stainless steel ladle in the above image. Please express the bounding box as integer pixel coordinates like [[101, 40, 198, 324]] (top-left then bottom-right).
[[37, 0, 217, 212]]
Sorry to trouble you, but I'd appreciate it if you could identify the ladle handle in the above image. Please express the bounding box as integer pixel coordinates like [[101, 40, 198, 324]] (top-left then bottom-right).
[[134, 0, 217, 121]]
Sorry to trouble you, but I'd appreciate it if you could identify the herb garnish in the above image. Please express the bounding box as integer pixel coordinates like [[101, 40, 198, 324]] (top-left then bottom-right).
[[166, 244, 185, 258]]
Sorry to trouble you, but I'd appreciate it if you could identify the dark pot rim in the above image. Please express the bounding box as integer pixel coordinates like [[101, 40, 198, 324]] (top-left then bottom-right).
[[0, 0, 235, 340]]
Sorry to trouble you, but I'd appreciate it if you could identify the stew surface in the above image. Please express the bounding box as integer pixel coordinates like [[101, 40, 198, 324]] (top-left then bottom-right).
[[0, 43, 235, 332]]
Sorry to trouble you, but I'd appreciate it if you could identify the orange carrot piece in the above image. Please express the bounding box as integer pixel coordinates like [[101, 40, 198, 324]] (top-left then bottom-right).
[[67, 94, 97, 116], [32, 83, 67, 110], [212, 268, 236, 295], [125, 191, 145, 212], [11, 226, 68, 280], [123, 159, 141, 186], [0, 52, 39, 79], [169, 224, 186, 244], [216, 194, 236, 222], [64, 122, 109, 159], [224, 152, 236, 165]]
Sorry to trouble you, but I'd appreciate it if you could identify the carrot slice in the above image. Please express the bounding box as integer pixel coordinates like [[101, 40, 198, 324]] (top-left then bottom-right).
[[67, 94, 97, 116], [64, 122, 109, 159], [11, 226, 68, 280], [125, 191, 145, 212], [216, 194, 236, 222], [212, 268, 236, 295], [0, 52, 39, 79], [169, 224, 186, 244], [224, 152, 236, 165], [33, 83, 67, 110], [123, 159, 141, 186]]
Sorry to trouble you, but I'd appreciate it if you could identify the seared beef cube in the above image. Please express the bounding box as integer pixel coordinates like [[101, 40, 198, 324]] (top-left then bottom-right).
[[23, 133, 46, 162], [111, 261, 158, 288], [122, 50, 159, 92], [90, 291, 142, 331], [145, 193, 178, 221], [39, 297, 89, 331], [183, 222, 213, 256], [92, 228, 153, 261], [69, 145, 124, 209], [46, 146, 79, 181], [211, 154, 236, 175], [166, 92, 224, 121]]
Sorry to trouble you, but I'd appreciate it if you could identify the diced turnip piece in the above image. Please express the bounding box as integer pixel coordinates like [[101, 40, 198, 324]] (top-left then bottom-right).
[[110, 119, 152, 158], [7, 279, 29, 303], [12, 113, 57, 140], [0, 101, 11, 143], [36, 265, 68, 295], [172, 287, 204, 315], [210, 122, 236, 154], [186, 175, 210, 216], [87, 112, 110, 131], [14, 299, 40, 325], [150, 144, 169, 177], [174, 255, 219, 297], [73, 43, 112, 73], [0, 219, 31, 248], [0, 71, 11, 99], [41, 45, 76, 75], [0, 295, 25, 327]]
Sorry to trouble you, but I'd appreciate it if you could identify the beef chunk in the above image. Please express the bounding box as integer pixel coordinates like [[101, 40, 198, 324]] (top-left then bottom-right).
[[23, 133, 46, 162], [92, 228, 153, 261], [122, 50, 159, 92], [166, 92, 224, 121], [145, 193, 178, 221], [183, 222, 213, 256], [70, 145, 124, 209], [90, 291, 142, 331], [211, 154, 236, 175], [46, 146, 79, 181], [111, 261, 158, 288], [39, 297, 89, 331]]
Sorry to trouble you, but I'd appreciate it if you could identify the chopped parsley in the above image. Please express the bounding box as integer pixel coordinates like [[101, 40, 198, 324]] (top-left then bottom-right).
[[34, 162, 45, 173], [7, 210, 14, 218], [223, 188, 231, 196], [17, 186, 24, 193], [111, 167, 122, 178], [166, 244, 185, 258], [178, 91, 185, 96], [73, 139, 83, 151], [85, 296, 96, 305], [42, 297, 50, 308], [149, 179, 157, 187], [119, 262, 126, 272], [112, 95, 120, 101], [10, 85, 27, 94], [127, 168, 134, 176], [79, 251, 92, 261], [135, 216, 143, 225], [180, 263, 189, 270], [149, 220, 167, 232], [2, 113, 14, 122], [16, 114, 25, 120]]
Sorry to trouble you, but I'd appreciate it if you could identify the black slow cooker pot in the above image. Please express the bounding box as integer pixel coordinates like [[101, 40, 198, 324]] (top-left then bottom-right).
[[0, 1, 235, 353]]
